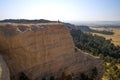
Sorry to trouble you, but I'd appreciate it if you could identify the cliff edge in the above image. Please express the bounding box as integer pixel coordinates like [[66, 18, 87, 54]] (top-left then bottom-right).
[[0, 23, 104, 80]]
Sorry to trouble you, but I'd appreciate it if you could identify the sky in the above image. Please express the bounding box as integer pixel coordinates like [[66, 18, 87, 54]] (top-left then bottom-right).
[[0, 0, 120, 22]]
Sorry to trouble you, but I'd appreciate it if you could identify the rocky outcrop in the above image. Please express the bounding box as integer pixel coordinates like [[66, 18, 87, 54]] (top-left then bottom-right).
[[0, 55, 10, 80], [0, 23, 104, 80]]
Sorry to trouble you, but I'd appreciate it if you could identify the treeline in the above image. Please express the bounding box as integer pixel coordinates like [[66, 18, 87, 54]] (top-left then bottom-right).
[[77, 25, 114, 35], [0, 19, 54, 23], [96, 25, 120, 28], [70, 29, 120, 60], [92, 29, 114, 35]]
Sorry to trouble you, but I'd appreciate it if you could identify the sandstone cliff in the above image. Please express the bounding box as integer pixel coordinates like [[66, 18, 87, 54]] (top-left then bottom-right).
[[0, 55, 10, 80], [0, 23, 104, 80]]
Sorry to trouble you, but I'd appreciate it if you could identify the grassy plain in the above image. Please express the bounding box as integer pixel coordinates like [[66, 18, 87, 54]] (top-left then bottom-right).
[[90, 28, 120, 46]]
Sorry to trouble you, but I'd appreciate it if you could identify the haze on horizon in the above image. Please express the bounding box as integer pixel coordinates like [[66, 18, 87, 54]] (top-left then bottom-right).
[[0, 0, 120, 22]]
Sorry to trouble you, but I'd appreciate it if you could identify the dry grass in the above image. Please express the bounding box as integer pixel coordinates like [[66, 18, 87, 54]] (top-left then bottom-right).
[[117, 64, 120, 69], [90, 28, 120, 46]]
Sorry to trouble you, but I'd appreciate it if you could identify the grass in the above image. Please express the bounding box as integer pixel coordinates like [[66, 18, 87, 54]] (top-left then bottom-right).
[[90, 27, 120, 46], [117, 64, 120, 69]]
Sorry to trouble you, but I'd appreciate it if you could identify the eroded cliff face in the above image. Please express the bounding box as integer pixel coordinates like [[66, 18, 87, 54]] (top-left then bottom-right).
[[0, 55, 10, 80], [0, 23, 104, 80]]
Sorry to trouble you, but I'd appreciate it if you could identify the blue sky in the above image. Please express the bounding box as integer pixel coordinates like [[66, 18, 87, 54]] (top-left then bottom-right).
[[0, 0, 120, 21]]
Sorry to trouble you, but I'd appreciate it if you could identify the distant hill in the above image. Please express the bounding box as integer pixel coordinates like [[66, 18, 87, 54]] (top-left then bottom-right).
[[63, 23, 92, 31], [96, 25, 120, 28], [91, 24, 120, 28], [63, 23, 77, 30], [64, 23, 114, 35]]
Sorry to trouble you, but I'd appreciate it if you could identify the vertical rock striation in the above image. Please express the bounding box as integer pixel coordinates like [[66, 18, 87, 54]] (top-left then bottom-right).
[[0, 23, 104, 80], [0, 55, 10, 80]]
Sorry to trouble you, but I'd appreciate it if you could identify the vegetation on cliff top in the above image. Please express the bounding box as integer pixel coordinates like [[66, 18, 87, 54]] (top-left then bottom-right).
[[0, 19, 55, 23], [70, 29, 120, 80]]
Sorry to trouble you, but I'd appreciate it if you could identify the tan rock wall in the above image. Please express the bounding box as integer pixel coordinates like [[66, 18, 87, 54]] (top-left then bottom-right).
[[0, 23, 75, 80], [0, 23, 104, 80], [0, 55, 10, 80]]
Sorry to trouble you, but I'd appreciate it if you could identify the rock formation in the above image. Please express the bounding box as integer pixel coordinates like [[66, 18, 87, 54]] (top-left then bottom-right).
[[0, 23, 104, 80], [0, 55, 10, 80]]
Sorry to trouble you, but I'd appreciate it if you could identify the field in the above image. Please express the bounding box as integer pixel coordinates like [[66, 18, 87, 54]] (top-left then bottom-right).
[[90, 27, 120, 46]]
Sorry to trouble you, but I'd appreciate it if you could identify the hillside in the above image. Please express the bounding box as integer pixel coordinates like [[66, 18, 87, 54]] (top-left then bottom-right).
[[70, 28, 120, 80], [64, 23, 114, 35]]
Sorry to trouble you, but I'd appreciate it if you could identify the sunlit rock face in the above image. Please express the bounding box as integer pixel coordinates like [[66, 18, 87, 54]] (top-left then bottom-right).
[[0, 23, 104, 80]]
